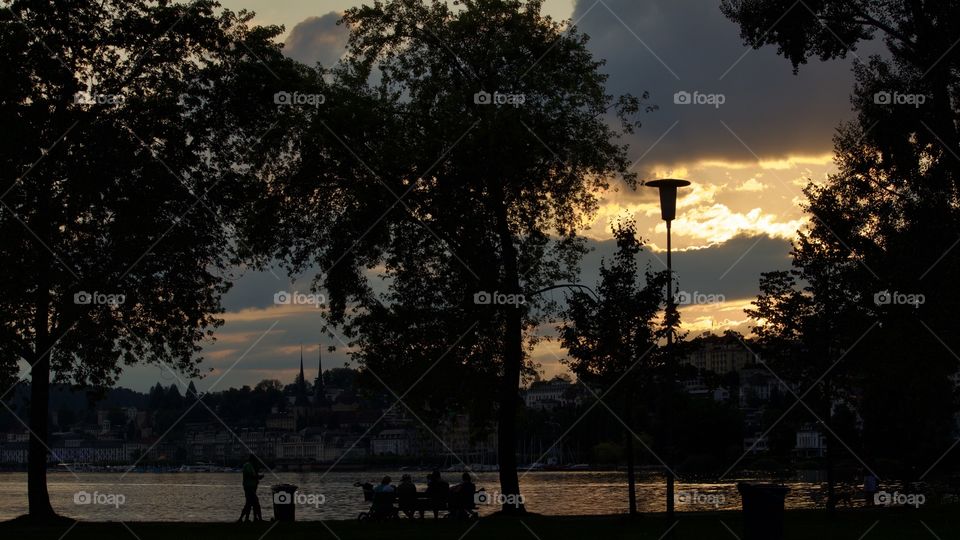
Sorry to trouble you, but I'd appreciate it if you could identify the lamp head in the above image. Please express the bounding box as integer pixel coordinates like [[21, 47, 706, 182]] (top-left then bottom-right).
[[645, 178, 691, 221]]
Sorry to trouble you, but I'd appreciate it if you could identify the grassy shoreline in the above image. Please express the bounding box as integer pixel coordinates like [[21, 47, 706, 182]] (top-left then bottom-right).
[[2, 509, 957, 539]]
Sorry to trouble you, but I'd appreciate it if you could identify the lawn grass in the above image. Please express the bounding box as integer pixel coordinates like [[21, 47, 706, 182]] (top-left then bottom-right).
[[2, 509, 955, 539]]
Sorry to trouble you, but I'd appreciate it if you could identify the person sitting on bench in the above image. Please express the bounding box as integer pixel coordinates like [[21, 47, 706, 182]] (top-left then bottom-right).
[[448, 472, 477, 519], [425, 470, 449, 519], [397, 474, 418, 518], [369, 476, 397, 519]]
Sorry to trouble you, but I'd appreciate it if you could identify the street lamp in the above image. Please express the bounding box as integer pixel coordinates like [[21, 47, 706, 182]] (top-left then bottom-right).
[[645, 178, 690, 523]]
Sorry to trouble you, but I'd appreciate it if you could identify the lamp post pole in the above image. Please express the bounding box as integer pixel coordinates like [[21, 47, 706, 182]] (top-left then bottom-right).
[[646, 178, 691, 524], [665, 217, 675, 519], [667, 218, 673, 316]]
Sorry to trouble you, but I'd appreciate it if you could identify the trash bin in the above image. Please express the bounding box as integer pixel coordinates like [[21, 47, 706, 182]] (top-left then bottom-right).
[[738, 482, 789, 540], [271, 483, 299, 522]]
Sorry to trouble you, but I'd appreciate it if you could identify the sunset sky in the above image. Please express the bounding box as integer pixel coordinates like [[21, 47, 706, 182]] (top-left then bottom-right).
[[117, 0, 878, 392]]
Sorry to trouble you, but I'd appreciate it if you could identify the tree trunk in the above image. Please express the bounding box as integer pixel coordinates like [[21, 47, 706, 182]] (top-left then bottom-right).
[[624, 392, 637, 517], [824, 378, 836, 516], [496, 307, 524, 513], [28, 187, 56, 518], [28, 349, 55, 518], [494, 194, 525, 514]]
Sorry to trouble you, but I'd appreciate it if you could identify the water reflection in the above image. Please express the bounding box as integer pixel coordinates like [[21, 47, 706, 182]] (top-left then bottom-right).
[[0, 471, 835, 521]]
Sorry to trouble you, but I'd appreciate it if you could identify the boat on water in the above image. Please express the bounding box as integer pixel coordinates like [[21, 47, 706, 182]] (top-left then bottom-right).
[[177, 462, 235, 473]]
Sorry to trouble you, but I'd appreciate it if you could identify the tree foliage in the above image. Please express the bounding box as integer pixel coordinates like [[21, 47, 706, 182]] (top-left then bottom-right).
[[0, 0, 302, 517], [254, 0, 650, 506], [560, 221, 665, 386], [727, 0, 960, 477]]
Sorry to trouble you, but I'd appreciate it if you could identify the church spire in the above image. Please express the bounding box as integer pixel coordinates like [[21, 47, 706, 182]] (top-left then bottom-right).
[[295, 343, 309, 405], [299, 343, 305, 382]]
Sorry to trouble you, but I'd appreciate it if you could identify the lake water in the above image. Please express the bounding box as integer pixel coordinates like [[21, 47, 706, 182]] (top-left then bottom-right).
[[0, 471, 833, 521]]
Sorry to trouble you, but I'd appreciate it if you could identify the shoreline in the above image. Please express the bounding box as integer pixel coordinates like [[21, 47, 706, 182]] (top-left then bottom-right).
[[1, 509, 955, 539], [0, 506, 960, 540]]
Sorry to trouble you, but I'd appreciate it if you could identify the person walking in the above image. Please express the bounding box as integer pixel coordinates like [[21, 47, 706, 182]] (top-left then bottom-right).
[[238, 454, 264, 522]]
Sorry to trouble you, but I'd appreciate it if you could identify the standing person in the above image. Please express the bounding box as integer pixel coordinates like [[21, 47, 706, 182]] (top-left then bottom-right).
[[425, 470, 449, 519], [864, 472, 878, 507], [238, 454, 264, 522]]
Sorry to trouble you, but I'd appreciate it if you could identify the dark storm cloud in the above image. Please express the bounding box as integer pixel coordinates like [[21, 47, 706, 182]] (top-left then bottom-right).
[[220, 268, 295, 312], [278, 2, 876, 163], [221, 233, 791, 314], [569, 0, 883, 166], [577, 233, 791, 302], [282, 11, 349, 68]]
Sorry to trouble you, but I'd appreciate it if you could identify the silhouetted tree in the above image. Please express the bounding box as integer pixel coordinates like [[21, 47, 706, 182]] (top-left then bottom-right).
[[254, 0, 648, 512], [726, 0, 960, 488], [323, 368, 358, 390], [186, 381, 200, 401], [560, 221, 666, 516], [0, 0, 301, 518], [338, 0, 646, 511], [748, 269, 871, 511], [254, 379, 283, 393]]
